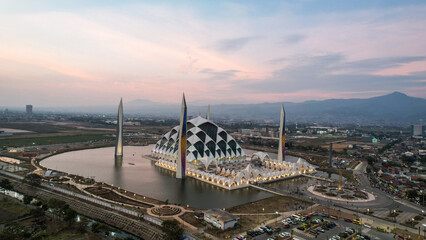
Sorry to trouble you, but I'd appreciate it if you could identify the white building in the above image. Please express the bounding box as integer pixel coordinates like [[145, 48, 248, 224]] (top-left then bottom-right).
[[152, 116, 246, 164], [203, 209, 239, 230]]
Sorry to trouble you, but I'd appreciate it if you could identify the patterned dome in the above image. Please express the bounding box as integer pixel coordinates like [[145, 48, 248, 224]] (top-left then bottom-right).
[[152, 116, 246, 163]]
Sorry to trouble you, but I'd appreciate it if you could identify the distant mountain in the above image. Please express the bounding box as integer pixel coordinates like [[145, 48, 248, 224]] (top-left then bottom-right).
[[193, 92, 426, 125], [16, 92, 426, 125]]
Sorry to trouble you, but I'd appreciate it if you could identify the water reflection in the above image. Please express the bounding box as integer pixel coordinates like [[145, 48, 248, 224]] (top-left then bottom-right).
[[113, 156, 123, 188], [114, 156, 123, 167]]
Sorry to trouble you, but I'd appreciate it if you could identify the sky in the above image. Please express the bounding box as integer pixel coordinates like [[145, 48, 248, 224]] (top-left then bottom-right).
[[1, 0, 426, 107]]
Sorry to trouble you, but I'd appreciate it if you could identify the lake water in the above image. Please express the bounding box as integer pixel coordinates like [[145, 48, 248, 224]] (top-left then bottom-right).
[[41, 145, 305, 209]]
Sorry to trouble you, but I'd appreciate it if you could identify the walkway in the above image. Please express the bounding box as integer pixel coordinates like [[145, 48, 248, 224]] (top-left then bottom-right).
[[64, 178, 198, 230], [250, 184, 289, 197], [302, 174, 334, 182]]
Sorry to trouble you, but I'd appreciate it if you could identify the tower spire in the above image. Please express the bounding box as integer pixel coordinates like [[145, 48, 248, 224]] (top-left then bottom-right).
[[115, 98, 123, 157], [206, 104, 210, 120], [176, 93, 187, 179], [278, 104, 286, 161]]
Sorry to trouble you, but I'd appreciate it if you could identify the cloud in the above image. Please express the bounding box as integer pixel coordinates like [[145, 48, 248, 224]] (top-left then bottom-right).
[[241, 54, 426, 94], [199, 68, 240, 79], [210, 37, 258, 53], [341, 56, 426, 73], [283, 34, 306, 44], [1, 2, 426, 105]]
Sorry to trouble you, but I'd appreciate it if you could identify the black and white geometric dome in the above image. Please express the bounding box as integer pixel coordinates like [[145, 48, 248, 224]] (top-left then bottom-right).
[[152, 116, 246, 163]]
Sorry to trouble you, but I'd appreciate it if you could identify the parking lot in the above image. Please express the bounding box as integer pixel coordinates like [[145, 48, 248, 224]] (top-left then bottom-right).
[[243, 212, 394, 240]]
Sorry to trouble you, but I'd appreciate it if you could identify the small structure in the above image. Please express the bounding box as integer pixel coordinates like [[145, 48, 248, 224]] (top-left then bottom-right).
[[203, 209, 239, 230]]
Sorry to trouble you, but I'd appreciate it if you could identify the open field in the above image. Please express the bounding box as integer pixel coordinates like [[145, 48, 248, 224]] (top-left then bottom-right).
[[0, 122, 79, 133], [194, 195, 313, 238], [203, 214, 277, 239], [228, 195, 312, 214], [0, 197, 31, 223], [0, 133, 112, 147], [179, 212, 205, 228]]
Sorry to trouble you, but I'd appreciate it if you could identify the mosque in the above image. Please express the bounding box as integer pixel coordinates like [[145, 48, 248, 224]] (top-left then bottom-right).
[[149, 94, 316, 190]]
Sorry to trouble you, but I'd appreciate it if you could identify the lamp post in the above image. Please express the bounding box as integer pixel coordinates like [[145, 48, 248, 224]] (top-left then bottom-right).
[[275, 211, 279, 227]]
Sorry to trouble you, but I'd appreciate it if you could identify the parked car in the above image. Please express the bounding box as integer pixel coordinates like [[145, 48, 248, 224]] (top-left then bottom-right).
[[279, 232, 291, 237], [363, 223, 372, 228]]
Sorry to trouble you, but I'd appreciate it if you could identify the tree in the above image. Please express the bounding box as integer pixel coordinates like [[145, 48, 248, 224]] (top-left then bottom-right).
[[47, 198, 66, 210], [47, 198, 67, 220], [63, 207, 77, 225], [406, 190, 418, 199], [161, 220, 184, 240], [23, 195, 33, 205], [30, 208, 45, 217], [23, 173, 42, 186], [366, 156, 375, 166], [0, 179, 13, 190]]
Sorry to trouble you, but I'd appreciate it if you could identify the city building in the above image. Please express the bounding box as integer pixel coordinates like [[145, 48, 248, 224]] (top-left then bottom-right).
[[203, 209, 239, 230], [411, 125, 425, 138], [26, 104, 33, 118]]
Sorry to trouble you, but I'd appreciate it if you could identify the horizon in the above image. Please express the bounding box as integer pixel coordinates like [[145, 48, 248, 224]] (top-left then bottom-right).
[[1, 90, 424, 110], [1, 1, 426, 107]]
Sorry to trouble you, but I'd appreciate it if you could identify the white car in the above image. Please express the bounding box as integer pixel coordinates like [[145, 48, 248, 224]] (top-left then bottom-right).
[[279, 232, 291, 237]]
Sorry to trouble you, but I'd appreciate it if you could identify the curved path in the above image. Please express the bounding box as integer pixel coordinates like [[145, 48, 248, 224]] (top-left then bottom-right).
[[306, 185, 375, 203]]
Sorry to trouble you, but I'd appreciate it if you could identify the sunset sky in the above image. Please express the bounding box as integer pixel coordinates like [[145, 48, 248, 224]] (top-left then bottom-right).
[[1, 0, 426, 107]]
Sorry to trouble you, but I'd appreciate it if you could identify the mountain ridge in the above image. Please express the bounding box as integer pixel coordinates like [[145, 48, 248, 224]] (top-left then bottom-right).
[[3, 92, 425, 125]]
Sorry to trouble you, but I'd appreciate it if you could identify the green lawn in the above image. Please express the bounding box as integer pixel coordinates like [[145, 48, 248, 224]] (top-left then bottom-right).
[[0, 134, 112, 147]]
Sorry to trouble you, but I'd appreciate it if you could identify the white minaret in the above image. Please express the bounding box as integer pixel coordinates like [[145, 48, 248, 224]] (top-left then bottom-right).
[[176, 94, 187, 179], [278, 104, 286, 161], [115, 98, 123, 157], [206, 104, 210, 120]]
